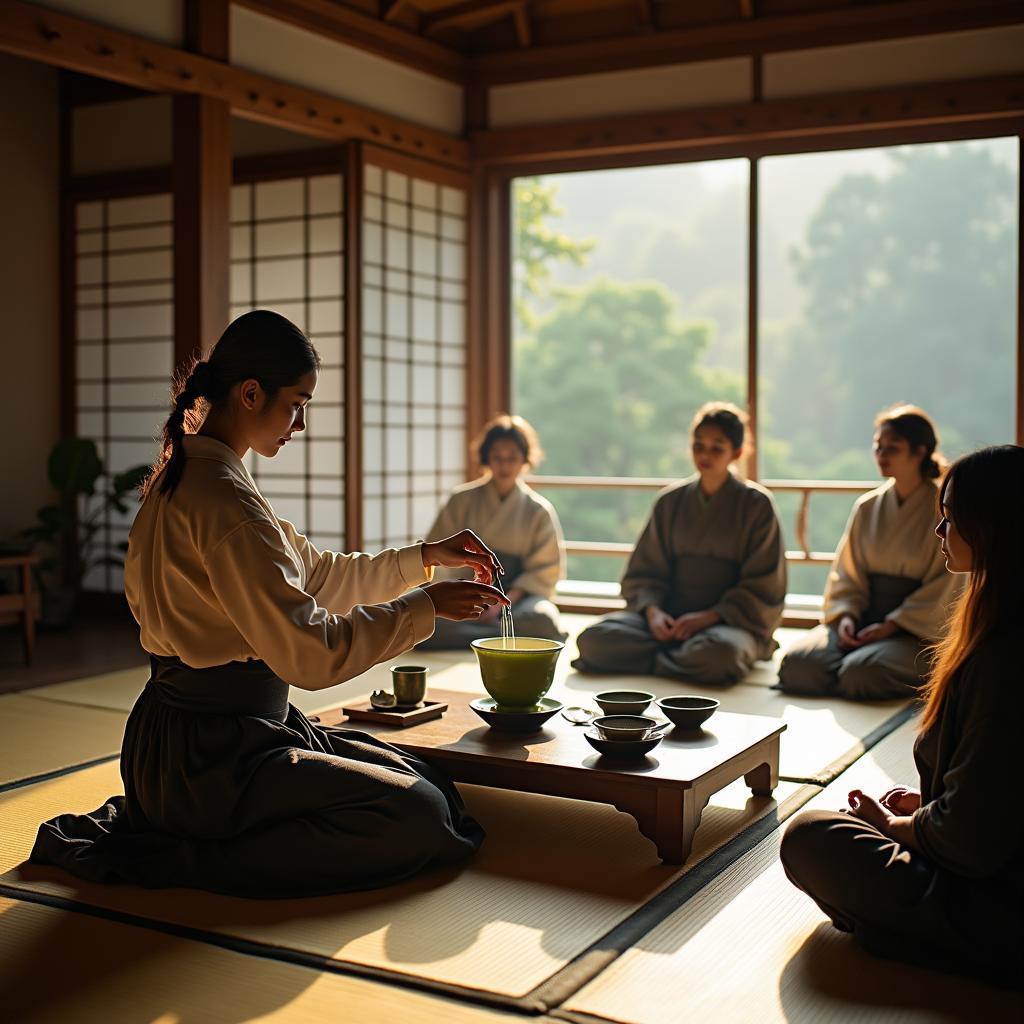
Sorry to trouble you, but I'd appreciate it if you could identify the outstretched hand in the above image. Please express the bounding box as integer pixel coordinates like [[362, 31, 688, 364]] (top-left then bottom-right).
[[422, 530, 503, 585], [423, 580, 509, 621]]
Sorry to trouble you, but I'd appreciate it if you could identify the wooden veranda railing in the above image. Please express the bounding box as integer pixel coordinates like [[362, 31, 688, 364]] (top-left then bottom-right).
[[526, 475, 878, 621]]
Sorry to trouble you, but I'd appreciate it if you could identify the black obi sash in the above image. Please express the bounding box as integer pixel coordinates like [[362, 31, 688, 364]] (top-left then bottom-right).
[[863, 573, 923, 626], [147, 654, 290, 721]]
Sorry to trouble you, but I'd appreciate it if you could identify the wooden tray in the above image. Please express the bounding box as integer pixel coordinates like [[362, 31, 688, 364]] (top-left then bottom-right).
[[340, 699, 448, 728]]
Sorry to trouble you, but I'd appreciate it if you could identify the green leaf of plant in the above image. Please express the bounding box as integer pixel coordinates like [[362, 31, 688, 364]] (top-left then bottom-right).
[[48, 438, 102, 497]]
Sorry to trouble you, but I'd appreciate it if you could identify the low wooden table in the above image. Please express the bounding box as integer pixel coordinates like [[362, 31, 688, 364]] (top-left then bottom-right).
[[320, 689, 785, 864]]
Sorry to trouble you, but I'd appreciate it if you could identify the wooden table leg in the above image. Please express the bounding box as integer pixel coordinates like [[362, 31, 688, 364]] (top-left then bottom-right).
[[743, 735, 780, 797], [615, 786, 709, 864]]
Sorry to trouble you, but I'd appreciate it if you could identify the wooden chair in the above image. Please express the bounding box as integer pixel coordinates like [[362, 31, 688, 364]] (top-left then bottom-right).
[[0, 554, 40, 664]]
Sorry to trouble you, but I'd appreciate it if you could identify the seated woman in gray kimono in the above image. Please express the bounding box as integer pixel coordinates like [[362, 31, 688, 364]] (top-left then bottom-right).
[[778, 405, 959, 700], [574, 403, 786, 685], [30, 310, 509, 898], [781, 445, 1024, 990], [419, 414, 567, 649]]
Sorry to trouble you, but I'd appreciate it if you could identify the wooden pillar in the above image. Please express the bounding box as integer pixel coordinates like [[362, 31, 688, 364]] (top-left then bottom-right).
[[746, 156, 760, 480], [1017, 131, 1023, 446], [173, 0, 230, 365], [344, 142, 364, 550]]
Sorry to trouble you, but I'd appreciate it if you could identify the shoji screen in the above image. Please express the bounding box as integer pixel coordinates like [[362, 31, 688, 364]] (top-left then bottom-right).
[[74, 193, 174, 593], [361, 162, 469, 551], [229, 172, 346, 553]]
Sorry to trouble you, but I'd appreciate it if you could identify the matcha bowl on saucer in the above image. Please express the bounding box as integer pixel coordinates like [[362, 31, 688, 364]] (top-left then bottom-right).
[[471, 637, 565, 711]]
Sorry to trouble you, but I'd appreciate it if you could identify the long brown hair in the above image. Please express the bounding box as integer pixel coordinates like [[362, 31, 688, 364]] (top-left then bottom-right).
[[922, 445, 1024, 730], [143, 310, 320, 501]]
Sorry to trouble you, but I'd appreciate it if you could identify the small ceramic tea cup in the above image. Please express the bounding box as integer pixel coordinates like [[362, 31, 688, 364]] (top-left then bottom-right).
[[593, 715, 661, 742], [594, 690, 655, 716], [391, 665, 428, 707]]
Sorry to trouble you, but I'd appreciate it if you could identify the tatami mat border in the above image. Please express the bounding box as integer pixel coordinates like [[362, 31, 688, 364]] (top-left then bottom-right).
[[0, 780, 821, 1017], [778, 702, 919, 786], [522, 782, 822, 1013], [0, 882, 548, 1016], [0, 754, 120, 796]]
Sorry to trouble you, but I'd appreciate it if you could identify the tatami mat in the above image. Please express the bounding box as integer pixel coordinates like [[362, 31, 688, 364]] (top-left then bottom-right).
[[562, 719, 1022, 1024], [0, 757, 807, 1003], [0, 897, 550, 1024], [0, 695, 124, 789]]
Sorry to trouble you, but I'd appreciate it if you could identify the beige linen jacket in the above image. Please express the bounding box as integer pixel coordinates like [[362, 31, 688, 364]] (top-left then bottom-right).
[[125, 436, 435, 687]]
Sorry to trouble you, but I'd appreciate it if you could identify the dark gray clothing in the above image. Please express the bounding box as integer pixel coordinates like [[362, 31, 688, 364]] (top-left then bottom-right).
[[777, 623, 925, 700], [617, 475, 787, 657], [781, 628, 1024, 988], [30, 655, 484, 898], [573, 611, 758, 685]]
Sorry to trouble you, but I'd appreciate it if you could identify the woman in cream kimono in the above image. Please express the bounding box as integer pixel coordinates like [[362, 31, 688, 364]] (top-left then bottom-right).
[[574, 403, 786, 684], [778, 405, 959, 700], [30, 311, 508, 898], [419, 414, 567, 648]]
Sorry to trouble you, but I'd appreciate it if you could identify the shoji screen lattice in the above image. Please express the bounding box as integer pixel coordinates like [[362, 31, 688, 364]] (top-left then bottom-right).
[[74, 193, 174, 593], [229, 173, 346, 553], [361, 164, 468, 551]]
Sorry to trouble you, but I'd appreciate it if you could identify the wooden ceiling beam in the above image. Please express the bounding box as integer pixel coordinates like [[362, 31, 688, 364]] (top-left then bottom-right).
[[468, 0, 1024, 85], [234, 0, 465, 82], [472, 73, 1024, 164], [422, 0, 525, 37], [0, 1, 469, 167], [381, 0, 409, 21], [739, 0, 756, 20], [513, 4, 532, 48]]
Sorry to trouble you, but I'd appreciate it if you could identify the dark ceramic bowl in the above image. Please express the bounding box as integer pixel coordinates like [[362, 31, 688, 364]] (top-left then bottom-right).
[[657, 695, 720, 730], [594, 689, 655, 716], [584, 727, 663, 759], [470, 696, 563, 732], [592, 715, 660, 741]]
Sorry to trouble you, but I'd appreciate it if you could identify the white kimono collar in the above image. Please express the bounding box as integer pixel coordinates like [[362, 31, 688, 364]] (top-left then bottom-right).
[[182, 434, 249, 475]]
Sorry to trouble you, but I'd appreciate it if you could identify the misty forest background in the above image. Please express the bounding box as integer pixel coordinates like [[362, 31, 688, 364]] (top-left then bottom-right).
[[510, 139, 1019, 592]]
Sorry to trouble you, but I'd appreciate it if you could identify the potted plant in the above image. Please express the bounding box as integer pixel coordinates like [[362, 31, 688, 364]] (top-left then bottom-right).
[[18, 437, 150, 626]]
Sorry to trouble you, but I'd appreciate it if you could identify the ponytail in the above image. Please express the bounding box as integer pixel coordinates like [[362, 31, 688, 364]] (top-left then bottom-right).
[[143, 359, 218, 500], [141, 310, 321, 502]]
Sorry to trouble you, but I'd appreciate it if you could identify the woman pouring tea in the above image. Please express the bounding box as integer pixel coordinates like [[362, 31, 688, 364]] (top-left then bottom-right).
[[30, 310, 508, 897]]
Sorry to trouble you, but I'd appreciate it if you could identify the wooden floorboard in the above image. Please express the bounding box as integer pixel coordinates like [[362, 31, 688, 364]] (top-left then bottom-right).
[[0, 609, 145, 695]]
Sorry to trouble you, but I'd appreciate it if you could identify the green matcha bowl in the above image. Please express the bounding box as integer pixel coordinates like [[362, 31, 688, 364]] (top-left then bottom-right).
[[471, 637, 565, 711]]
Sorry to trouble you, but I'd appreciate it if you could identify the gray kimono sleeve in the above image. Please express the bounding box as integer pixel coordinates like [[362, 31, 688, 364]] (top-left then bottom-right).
[[710, 493, 787, 638], [620, 495, 674, 614]]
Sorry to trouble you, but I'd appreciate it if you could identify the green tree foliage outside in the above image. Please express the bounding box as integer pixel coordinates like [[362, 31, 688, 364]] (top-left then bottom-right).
[[511, 143, 1018, 589]]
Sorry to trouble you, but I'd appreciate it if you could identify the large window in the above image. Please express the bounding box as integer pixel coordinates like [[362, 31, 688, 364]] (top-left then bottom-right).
[[512, 161, 749, 582], [759, 138, 1019, 594], [511, 137, 1020, 595]]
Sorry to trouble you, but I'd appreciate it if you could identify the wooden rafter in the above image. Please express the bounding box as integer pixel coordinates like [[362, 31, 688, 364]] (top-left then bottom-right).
[[635, 0, 654, 30], [739, 0, 756, 20], [234, 0, 464, 81], [513, 3, 532, 47], [468, 0, 1024, 84], [0, 1, 469, 167], [422, 0, 527, 37], [381, 0, 410, 21], [472, 73, 1024, 163]]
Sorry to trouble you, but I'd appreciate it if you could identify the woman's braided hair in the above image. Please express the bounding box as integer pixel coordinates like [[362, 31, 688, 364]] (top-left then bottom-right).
[[143, 310, 320, 500]]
